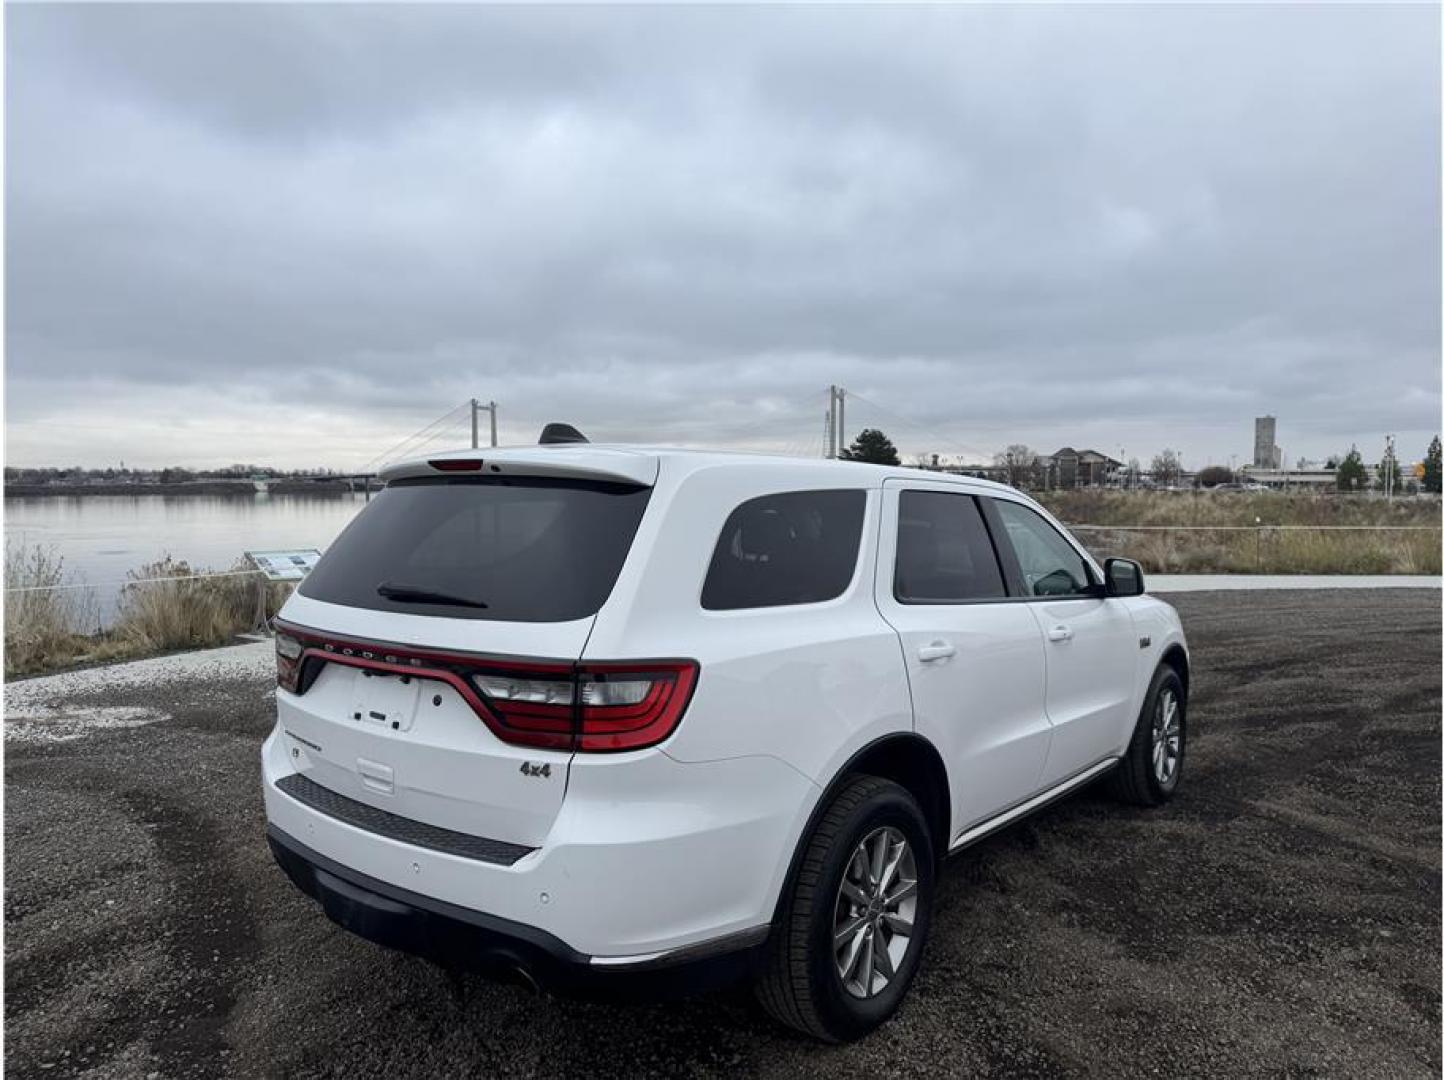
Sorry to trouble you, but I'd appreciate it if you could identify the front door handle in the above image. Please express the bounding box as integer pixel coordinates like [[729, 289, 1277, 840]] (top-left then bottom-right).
[[1047, 625, 1073, 643], [918, 641, 956, 662]]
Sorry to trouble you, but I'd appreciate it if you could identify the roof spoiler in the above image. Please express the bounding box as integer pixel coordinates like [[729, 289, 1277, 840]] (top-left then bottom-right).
[[383, 446, 656, 486], [539, 422, 589, 446]]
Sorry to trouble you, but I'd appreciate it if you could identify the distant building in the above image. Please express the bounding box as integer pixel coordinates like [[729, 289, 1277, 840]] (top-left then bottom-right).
[[1240, 464, 1337, 490], [1041, 447, 1122, 488], [1253, 416, 1282, 469]]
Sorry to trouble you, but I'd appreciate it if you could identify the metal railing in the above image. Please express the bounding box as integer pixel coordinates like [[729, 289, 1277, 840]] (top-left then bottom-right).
[[3, 567, 271, 594]]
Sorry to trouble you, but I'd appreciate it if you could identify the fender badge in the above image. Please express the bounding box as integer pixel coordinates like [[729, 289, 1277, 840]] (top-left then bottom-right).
[[1139, 636, 1152, 648]]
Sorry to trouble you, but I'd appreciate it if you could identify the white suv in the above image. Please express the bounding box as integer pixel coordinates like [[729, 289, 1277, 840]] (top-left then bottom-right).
[[262, 437, 1189, 1041]]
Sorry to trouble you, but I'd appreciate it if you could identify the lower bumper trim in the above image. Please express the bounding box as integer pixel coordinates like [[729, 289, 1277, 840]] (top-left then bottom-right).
[[267, 825, 768, 998]]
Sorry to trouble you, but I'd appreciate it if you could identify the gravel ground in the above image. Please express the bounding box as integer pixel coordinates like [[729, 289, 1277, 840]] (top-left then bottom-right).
[[5, 591, 1440, 1078]]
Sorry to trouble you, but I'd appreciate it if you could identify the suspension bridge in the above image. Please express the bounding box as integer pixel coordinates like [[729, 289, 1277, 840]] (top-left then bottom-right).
[[348, 386, 994, 480]]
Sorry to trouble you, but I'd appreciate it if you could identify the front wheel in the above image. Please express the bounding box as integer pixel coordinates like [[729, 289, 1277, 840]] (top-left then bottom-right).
[[754, 775, 935, 1042], [1109, 665, 1187, 806]]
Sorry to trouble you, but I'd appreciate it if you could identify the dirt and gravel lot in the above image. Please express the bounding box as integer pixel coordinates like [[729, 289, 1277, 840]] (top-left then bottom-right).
[[5, 590, 1440, 1078]]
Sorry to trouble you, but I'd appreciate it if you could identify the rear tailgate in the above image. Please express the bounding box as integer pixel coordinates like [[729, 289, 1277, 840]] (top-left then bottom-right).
[[275, 597, 591, 847], [272, 468, 654, 848]]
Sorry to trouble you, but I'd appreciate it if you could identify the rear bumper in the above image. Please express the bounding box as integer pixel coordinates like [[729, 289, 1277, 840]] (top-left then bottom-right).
[[268, 825, 768, 997], [262, 725, 817, 959]]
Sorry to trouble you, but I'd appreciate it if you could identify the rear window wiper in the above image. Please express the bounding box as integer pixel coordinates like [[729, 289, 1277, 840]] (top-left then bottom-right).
[[376, 582, 489, 609]]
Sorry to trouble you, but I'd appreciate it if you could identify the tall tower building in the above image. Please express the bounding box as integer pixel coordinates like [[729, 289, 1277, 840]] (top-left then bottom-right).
[[1253, 416, 1281, 469]]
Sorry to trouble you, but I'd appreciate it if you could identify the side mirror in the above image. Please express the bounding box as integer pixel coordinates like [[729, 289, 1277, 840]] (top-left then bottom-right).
[[1104, 557, 1145, 597]]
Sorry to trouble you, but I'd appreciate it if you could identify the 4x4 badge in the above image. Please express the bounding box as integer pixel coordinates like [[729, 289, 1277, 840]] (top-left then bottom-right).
[[519, 762, 552, 779]]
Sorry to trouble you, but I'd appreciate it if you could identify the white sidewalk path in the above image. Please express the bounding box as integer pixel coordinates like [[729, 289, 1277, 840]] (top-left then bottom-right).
[[1151, 574, 1440, 592]]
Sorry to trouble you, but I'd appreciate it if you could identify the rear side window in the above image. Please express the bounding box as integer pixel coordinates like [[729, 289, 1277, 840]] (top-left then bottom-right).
[[895, 491, 1006, 603], [298, 477, 651, 622], [702, 490, 866, 611]]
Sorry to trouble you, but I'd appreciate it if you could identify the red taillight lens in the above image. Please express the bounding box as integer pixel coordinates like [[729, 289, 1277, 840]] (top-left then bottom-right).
[[429, 458, 484, 472], [275, 632, 303, 692], [470, 669, 576, 750], [470, 661, 698, 752], [577, 662, 698, 752]]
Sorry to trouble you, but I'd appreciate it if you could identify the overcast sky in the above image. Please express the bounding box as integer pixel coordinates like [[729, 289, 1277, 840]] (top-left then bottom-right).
[[6, 3, 1440, 470]]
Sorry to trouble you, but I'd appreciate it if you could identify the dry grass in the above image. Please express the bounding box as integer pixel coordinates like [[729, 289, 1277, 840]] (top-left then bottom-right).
[[1038, 489, 1442, 529], [1037, 490, 1441, 575], [3, 541, 100, 677], [114, 557, 281, 653], [1072, 526, 1441, 575], [4, 544, 292, 678]]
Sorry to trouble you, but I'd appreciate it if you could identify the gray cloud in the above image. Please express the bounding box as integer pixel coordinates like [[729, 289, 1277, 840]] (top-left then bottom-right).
[[5, 3, 1439, 469]]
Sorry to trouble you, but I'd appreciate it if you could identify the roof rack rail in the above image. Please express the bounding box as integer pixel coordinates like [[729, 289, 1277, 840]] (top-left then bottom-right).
[[539, 423, 589, 446]]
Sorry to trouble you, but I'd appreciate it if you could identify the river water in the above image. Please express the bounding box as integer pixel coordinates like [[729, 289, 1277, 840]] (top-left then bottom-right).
[[4, 493, 370, 622]]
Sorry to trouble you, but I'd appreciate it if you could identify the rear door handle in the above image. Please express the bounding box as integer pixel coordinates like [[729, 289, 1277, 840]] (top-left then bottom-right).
[[1047, 625, 1073, 643], [918, 641, 956, 662]]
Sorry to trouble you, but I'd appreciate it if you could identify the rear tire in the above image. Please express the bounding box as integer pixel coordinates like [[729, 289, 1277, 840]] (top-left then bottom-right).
[[1109, 665, 1186, 806], [755, 775, 934, 1042]]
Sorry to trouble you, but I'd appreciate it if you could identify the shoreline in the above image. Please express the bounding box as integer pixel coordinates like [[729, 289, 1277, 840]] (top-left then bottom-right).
[[4, 480, 360, 497]]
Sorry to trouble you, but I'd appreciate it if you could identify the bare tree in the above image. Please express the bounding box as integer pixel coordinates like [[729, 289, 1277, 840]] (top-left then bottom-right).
[[1150, 448, 1183, 487], [994, 444, 1039, 489]]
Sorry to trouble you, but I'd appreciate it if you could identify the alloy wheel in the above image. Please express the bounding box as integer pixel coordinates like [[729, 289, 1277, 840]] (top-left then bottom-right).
[[832, 826, 918, 999], [1152, 688, 1182, 787]]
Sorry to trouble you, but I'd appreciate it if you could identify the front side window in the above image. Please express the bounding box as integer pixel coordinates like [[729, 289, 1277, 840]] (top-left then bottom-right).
[[992, 500, 1094, 598], [702, 490, 866, 610], [894, 491, 1006, 603]]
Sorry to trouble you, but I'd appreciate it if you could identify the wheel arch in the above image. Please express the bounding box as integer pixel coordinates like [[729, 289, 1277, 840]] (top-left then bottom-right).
[[1159, 643, 1190, 700], [769, 733, 951, 926]]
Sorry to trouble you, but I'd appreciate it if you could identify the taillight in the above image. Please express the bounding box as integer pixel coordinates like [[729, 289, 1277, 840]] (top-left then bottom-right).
[[470, 661, 699, 752], [270, 621, 697, 753], [275, 632, 303, 692], [470, 669, 576, 750], [575, 662, 698, 752]]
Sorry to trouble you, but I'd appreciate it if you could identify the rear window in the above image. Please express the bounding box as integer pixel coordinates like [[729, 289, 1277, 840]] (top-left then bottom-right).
[[701, 490, 866, 611], [298, 476, 651, 622]]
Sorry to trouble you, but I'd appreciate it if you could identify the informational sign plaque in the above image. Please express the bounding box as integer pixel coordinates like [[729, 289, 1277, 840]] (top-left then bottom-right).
[[245, 549, 322, 581]]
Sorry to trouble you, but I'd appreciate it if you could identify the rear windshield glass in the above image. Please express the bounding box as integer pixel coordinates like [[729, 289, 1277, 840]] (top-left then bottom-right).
[[701, 490, 866, 611], [298, 476, 651, 622]]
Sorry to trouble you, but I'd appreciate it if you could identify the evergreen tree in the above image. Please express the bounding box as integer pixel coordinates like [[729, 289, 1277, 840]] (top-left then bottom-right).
[[1335, 446, 1367, 493], [1423, 435, 1442, 494], [840, 428, 901, 466]]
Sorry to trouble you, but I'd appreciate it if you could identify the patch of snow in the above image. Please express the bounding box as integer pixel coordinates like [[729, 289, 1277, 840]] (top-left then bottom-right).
[[3, 640, 273, 713], [5, 705, 167, 745]]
